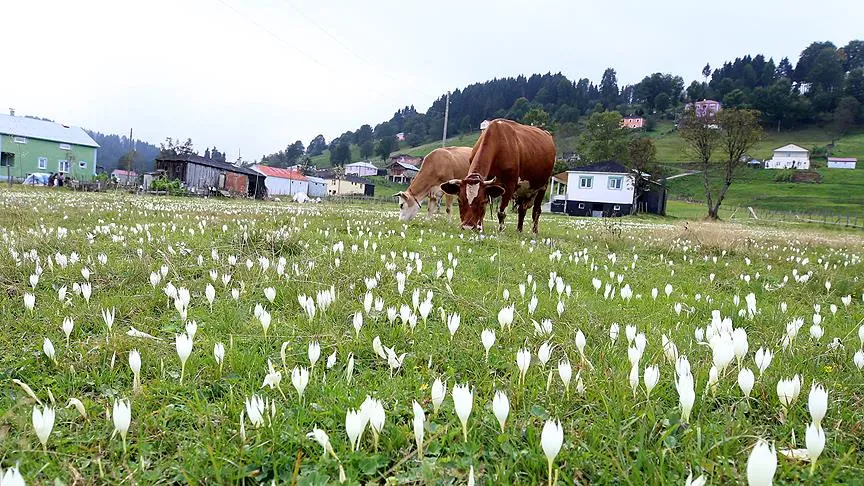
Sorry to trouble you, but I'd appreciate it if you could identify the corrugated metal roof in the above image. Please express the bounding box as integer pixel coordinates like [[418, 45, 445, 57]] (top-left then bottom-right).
[[252, 165, 308, 181], [827, 157, 857, 162], [306, 176, 327, 184], [0, 114, 99, 147], [569, 161, 630, 174], [155, 153, 261, 176], [345, 161, 378, 170]]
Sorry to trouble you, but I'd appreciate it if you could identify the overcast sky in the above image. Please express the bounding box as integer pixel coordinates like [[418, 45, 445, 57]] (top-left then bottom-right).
[[3, 0, 862, 160]]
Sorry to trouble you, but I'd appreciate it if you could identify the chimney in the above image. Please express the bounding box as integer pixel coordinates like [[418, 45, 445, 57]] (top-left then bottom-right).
[[9, 108, 15, 116]]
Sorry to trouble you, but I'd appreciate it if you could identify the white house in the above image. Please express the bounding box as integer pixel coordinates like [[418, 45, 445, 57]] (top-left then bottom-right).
[[252, 165, 309, 197], [564, 161, 637, 217], [764, 144, 810, 169], [345, 161, 379, 177], [826, 157, 857, 169], [480, 120, 491, 130]]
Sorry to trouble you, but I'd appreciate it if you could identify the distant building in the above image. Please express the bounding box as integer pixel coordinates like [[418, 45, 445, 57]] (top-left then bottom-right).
[[826, 157, 856, 169], [344, 161, 379, 177], [686, 99, 723, 118], [111, 169, 138, 185], [764, 144, 810, 170], [306, 176, 328, 197], [395, 132, 406, 142], [252, 165, 309, 197], [0, 113, 99, 182], [480, 120, 491, 130], [387, 154, 422, 183], [317, 171, 375, 197], [155, 153, 265, 198], [620, 117, 644, 129]]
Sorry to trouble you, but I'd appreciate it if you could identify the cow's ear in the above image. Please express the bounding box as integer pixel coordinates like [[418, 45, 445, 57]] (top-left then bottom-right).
[[485, 184, 505, 199], [395, 191, 406, 200], [440, 179, 461, 195]]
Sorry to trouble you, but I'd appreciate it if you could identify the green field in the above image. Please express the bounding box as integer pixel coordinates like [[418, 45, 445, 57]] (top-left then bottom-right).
[[665, 166, 864, 219], [2, 186, 863, 484]]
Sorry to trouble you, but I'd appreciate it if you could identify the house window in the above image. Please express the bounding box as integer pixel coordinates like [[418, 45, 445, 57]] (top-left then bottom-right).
[[13, 136, 27, 144], [79, 160, 88, 169], [58, 160, 70, 173], [578, 176, 593, 188], [59, 143, 72, 150], [38, 157, 48, 170], [608, 176, 624, 190], [0, 154, 13, 167], [613, 205, 621, 211], [578, 203, 585, 209]]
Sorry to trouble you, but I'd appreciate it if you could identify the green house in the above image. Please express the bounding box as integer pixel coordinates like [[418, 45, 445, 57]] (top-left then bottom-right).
[[0, 113, 99, 182]]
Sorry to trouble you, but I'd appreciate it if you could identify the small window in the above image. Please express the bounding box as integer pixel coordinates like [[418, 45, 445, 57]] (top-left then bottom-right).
[[578, 203, 585, 209], [578, 176, 593, 188], [13, 136, 27, 144], [613, 205, 621, 211], [38, 157, 48, 169], [59, 143, 72, 150], [608, 176, 624, 190], [79, 160, 88, 169], [58, 160, 70, 173]]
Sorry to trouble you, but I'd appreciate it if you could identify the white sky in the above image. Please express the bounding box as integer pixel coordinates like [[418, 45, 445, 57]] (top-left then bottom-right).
[[3, 0, 862, 160]]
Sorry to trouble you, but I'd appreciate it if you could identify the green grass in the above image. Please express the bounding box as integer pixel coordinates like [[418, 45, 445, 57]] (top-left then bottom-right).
[[666, 166, 864, 218], [3, 187, 862, 484], [368, 176, 407, 199]]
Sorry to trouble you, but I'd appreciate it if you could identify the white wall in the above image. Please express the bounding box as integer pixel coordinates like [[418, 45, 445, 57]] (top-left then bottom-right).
[[346, 165, 378, 177], [765, 151, 810, 169], [827, 161, 856, 169], [565, 172, 635, 204], [265, 177, 308, 196]]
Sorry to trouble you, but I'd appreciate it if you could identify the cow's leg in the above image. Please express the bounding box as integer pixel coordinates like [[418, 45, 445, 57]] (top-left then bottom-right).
[[531, 187, 547, 234], [497, 190, 514, 232], [444, 194, 453, 215], [427, 195, 438, 217], [516, 198, 528, 232]]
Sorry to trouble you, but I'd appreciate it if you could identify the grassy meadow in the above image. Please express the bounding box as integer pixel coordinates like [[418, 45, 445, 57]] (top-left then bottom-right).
[[1, 187, 863, 484]]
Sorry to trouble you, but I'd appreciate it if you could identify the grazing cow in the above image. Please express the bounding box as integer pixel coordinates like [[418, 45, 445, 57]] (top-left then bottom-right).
[[440, 119, 555, 233], [396, 146, 471, 221]]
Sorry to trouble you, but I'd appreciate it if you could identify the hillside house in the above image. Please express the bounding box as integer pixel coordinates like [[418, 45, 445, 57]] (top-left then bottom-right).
[[686, 99, 722, 117], [620, 117, 644, 129], [318, 171, 375, 196], [826, 157, 857, 169], [764, 144, 810, 170], [395, 132, 406, 142], [155, 153, 265, 198], [345, 161, 379, 177], [0, 113, 99, 182], [480, 120, 491, 130], [387, 155, 421, 183], [558, 161, 666, 217], [112, 169, 138, 185], [252, 165, 309, 197]]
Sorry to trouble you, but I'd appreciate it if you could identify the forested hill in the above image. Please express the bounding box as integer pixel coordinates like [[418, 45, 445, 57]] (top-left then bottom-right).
[[86, 131, 160, 174], [261, 38, 864, 168]]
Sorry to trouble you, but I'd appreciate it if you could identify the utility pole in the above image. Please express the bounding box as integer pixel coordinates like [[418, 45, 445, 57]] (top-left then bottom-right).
[[441, 91, 450, 147], [126, 128, 135, 188]]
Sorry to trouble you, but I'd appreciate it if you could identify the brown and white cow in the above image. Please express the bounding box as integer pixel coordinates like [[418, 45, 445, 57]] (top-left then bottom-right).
[[396, 146, 471, 221], [440, 119, 555, 233]]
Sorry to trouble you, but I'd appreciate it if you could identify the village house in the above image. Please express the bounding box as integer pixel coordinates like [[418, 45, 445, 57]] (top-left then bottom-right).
[[155, 153, 265, 198], [826, 157, 857, 169], [687, 99, 723, 117], [317, 171, 375, 197], [252, 165, 309, 197], [306, 176, 328, 198], [0, 112, 99, 182], [620, 117, 645, 129], [480, 120, 491, 130], [111, 169, 138, 185], [764, 144, 810, 170], [387, 154, 422, 183], [553, 161, 666, 217], [344, 161, 379, 177]]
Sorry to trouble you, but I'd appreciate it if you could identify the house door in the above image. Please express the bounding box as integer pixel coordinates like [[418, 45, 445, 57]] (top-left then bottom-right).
[[591, 210, 603, 217]]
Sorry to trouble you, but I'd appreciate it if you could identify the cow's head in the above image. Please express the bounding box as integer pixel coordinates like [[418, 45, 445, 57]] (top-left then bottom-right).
[[396, 191, 421, 221], [440, 173, 505, 231]]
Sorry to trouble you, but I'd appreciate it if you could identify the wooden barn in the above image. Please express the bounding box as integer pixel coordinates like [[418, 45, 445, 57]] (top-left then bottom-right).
[[155, 153, 265, 198]]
